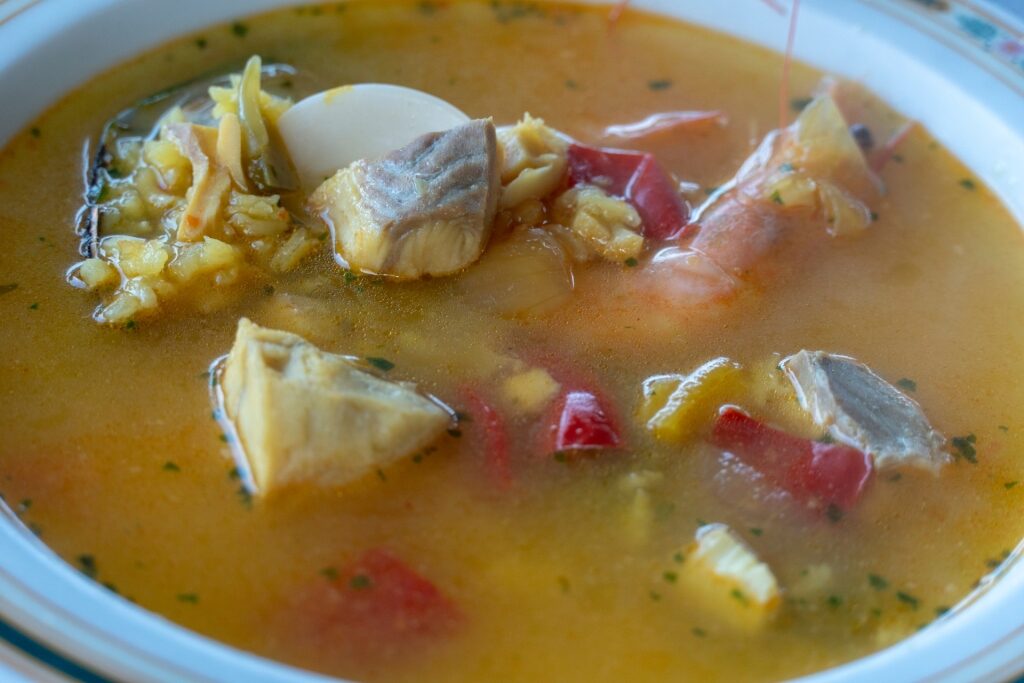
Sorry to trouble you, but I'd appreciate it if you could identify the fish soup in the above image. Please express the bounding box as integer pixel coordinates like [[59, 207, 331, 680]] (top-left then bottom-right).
[[0, 2, 1022, 682]]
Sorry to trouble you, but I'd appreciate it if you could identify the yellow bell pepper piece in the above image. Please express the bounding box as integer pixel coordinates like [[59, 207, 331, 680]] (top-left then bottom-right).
[[639, 357, 745, 442]]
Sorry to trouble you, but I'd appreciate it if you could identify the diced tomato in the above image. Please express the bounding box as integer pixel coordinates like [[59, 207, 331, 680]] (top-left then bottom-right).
[[552, 390, 623, 453], [287, 549, 460, 663], [567, 142, 690, 240], [463, 391, 512, 489], [710, 407, 872, 512]]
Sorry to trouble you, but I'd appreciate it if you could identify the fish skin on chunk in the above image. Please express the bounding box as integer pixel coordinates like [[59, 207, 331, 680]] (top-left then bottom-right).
[[781, 350, 950, 472], [311, 118, 500, 279]]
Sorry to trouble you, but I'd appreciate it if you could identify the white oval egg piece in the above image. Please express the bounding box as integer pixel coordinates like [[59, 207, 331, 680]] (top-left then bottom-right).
[[277, 83, 471, 191]]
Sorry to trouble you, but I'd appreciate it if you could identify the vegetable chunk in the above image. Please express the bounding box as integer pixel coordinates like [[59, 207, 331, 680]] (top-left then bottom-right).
[[676, 523, 780, 629], [780, 350, 949, 472], [639, 357, 744, 442], [711, 407, 873, 512], [311, 119, 501, 279], [220, 318, 449, 495]]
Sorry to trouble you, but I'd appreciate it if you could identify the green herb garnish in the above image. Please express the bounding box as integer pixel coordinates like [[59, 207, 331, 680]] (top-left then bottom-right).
[[230, 22, 248, 37], [350, 574, 373, 590], [790, 96, 813, 111], [195, 37, 208, 49], [1005, 481, 1019, 490], [163, 461, 181, 472], [663, 571, 678, 584], [647, 79, 672, 91], [30, 127, 41, 138], [692, 627, 707, 637], [77, 554, 98, 578], [825, 504, 843, 523], [177, 593, 199, 604], [367, 357, 395, 372], [868, 573, 889, 590], [730, 588, 748, 605], [749, 528, 763, 537], [770, 190, 784, 205], [959, 178, 976, 190], [827, 595, 843, 608], [896, 591, 920, 609], [896, 378, 917, 392], [624, 257, 639, 268], [951, 434, 977, 463], [320, 567, 339, 581]]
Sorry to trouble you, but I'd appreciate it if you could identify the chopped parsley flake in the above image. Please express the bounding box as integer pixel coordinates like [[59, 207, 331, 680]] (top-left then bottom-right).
[[30, 127, 41, 138], [1005, 481, 1019, 490], [553, 451, 569, 463], [770, 190, 784, 205], [447, 428, 462, 438], [565, 79, 579, 90], [951, 434, 977, 463], [367, 357, 395, 372], [827, 595, 843, 608], [663, 571, 678, 584], [177, 593, 199, 604], [624, 257, 639, 268], [868, 573, 889, 590], [896, 591, 920, 609], [672, 552, 685, 564], [998, 425, 1009, 432], [647, 79, 672, 91], [896, 378, 917, 392], [935, 606, 951, 617], [350, 574, 373, 590], [825, 504, 843, 523], [692, 627, 707, 637], [749, 528, 763, 537], [870, 211, 880, 222], [320, 567, 339, 581], [730, 588, 748, 605], [163, 461, 181, 472], [790, 96, 813, 111], [959, 178, 976, 190], [376, 468, 387, 482], [77, 554, 98, 578], [231, 22, 248, 37], [236, 486, 252, 508], [649, 590, 661, 601], [28, 303, 39, 310], [195, 37, 208, 49]]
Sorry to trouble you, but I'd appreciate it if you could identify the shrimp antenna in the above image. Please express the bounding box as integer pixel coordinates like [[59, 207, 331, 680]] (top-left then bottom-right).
[[779, 0, 801, 129]]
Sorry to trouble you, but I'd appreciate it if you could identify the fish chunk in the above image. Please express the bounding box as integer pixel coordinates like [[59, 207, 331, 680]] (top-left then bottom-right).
[[220, 318, 449, 495], [311, 119, 500, 279], [781, 350, 949, 472], [674, 523, 780, 630]]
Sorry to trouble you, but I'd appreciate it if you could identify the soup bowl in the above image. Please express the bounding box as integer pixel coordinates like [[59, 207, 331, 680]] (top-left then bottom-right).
[[0, 0, 1022, 680]]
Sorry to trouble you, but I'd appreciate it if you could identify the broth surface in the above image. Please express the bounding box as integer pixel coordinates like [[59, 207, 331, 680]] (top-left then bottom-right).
[[1, 2, 1023, 682]]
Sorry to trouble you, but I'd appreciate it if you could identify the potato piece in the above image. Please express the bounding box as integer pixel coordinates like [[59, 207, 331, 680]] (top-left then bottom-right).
[[220, 319, 449, 495], [552, 186, 643, 261], [311, 119, 500, 279], [501, 367, 561, 416], [639, 357, 745, 442], [497, 114, 568, 209], [675, 523, 780, 630]]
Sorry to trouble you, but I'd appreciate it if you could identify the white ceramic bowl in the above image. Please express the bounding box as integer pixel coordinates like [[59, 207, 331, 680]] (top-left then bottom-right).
[[0, 1, 1022, 681]]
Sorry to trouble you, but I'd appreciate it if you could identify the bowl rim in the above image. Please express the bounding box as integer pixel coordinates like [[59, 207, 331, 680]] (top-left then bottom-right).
[[0, 1, 1022, 681]]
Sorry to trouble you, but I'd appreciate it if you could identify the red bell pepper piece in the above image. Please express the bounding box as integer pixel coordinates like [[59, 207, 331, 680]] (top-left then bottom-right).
[[567, 143, 689, 241], [710, 407, 872, 511], [553, 390, 623, 453], [463, 391, 512, 489], [288, 549, 461, 661]]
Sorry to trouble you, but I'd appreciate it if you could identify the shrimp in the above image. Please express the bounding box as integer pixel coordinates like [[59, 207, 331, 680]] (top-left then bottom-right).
[[574, 94, 881, 333]]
